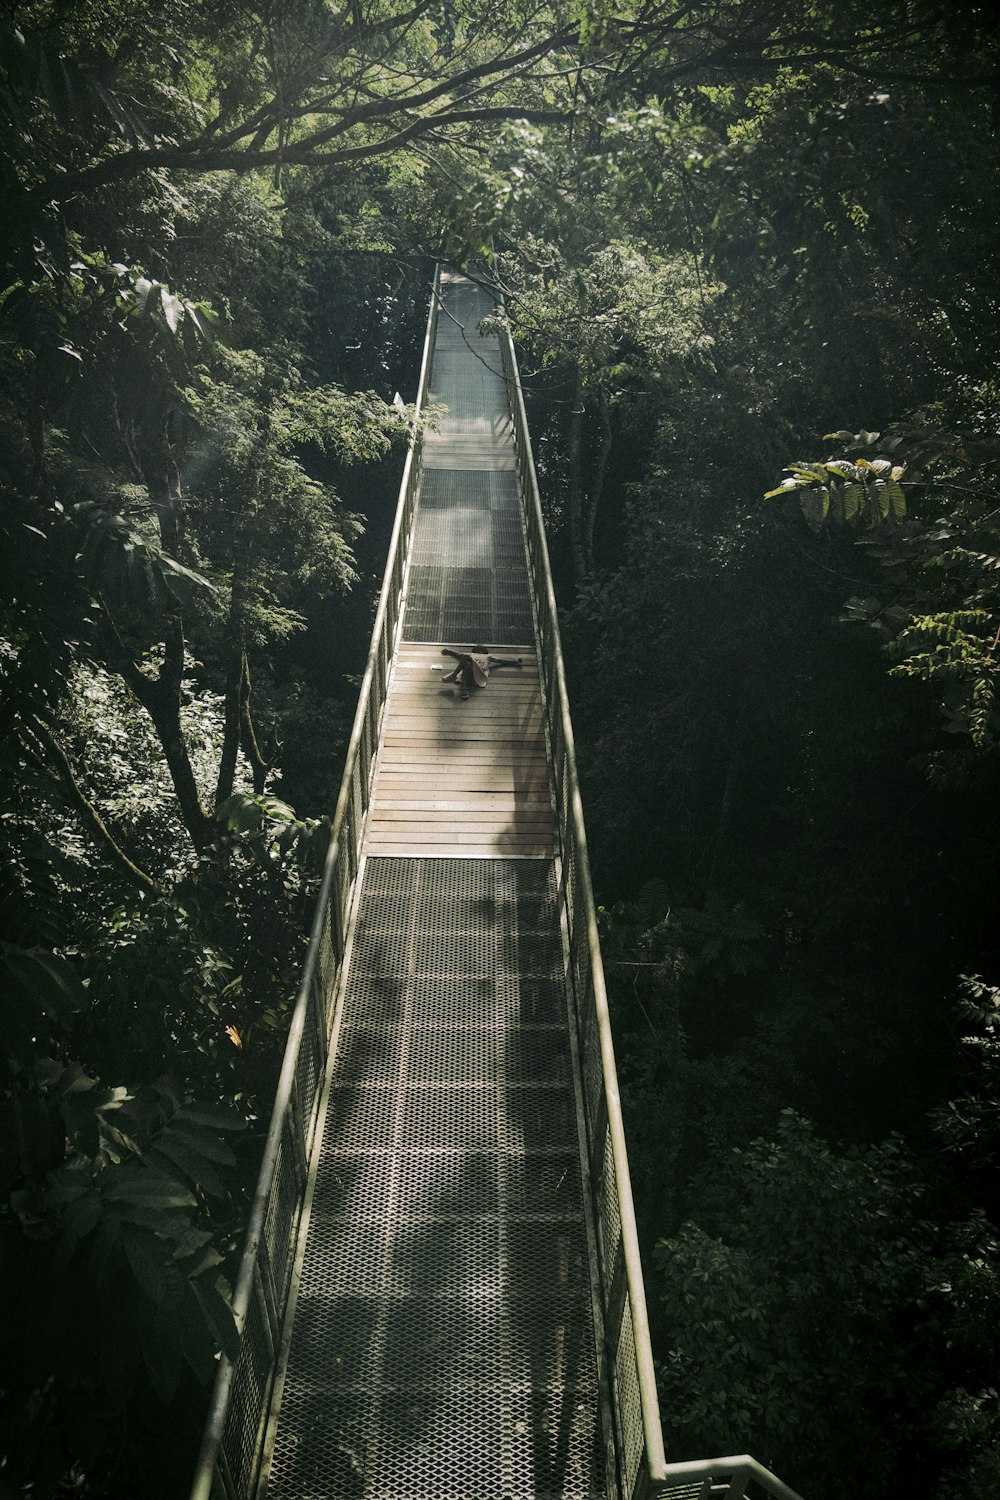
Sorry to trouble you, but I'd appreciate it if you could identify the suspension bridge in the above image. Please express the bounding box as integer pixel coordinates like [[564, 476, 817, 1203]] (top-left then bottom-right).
[[189, 269, 804, 1500]]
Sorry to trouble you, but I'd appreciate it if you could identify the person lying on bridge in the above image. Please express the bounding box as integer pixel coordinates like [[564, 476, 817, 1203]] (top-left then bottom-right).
[[440, 645, 523, 700]]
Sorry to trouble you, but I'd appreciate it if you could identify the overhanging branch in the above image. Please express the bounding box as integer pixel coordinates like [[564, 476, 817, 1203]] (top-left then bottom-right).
[[20, 718, 160, 895]]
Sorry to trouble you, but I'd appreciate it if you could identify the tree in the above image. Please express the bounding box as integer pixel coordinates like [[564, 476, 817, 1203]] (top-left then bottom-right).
[[768, 423, 1000, 750], [4, 0, 1000, 1493], [654, 1114, 1000, 1500], [493, 234, 714, 587], [1, 12, 431, 1489]]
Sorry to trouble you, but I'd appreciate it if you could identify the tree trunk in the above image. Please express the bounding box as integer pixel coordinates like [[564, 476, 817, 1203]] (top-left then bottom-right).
[[140, 429, 187, 564], [215, 647, 243, 808], [567, 364, 588, 590], [99, 605, 214, 852], [215, 560, 247, 808], [583, 383, 612, 577], [239, 653, 271, 795], [706, 711, 745, 887], [123, 430, 214, 849], [143, 669, 215, 849]]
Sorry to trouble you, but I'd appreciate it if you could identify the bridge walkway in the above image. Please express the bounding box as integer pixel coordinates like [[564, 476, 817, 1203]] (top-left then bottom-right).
[[260, 273, 606, 1498], [191, 269, 805, 1500]]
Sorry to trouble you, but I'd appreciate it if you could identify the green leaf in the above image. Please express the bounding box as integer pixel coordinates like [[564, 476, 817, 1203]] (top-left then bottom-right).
[[883, 479, 907, 518], [99, 1282, 139, 1409], [842, 483, 864, 523], [161, 291, 182, 334], [151, 1076, 182, 1111], [148, 1135, 226, 1198], [111, 1203, 194, 1236], [61, 1189, 101, 1246], [1, 945, 84, 1021], [192, 1275, 241, 1362], [181, 1244, 224, 1279], [86, 1215, 121, 1293], [175, 1103, 247, 1133], [122, 1224, 168, 1304], [103, 1170, 197, 1209], [158, 551, 217, 594], [170, 1227, 214, 1260], [176, 1282, 219, 1379], [800, 487, 829, 529], [168, 1120, 238, 1166], [764, 481, 796, 500]]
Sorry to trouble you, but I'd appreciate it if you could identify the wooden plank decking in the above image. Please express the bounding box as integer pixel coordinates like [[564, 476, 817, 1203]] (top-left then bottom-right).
[[364, 643, 554, 858], [362, 267, 554, 860]]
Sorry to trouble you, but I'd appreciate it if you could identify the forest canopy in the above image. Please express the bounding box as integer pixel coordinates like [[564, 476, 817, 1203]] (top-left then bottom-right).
[[2, 2, 999, 1496]]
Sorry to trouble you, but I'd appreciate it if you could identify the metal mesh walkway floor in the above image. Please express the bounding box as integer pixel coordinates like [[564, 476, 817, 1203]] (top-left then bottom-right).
[[257, 274, 607, 1498], [265, 860, 604, 1499], [404, 273, 533, 645]]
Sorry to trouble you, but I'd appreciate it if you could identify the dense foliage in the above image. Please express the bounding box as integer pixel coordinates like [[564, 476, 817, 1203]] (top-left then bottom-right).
[[2, 2, 999, 1496]]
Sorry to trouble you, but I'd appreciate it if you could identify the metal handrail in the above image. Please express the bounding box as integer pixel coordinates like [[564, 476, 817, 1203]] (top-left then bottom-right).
[[655, 1455, 806, 1500], [497, 308, 667, 1496], [188, 265, 441, 1500], [189, 262, 807, 1500], [497, 311, 805, 1500]]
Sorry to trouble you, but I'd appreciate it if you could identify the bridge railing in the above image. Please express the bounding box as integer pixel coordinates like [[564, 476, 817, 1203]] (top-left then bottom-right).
[[498, 316, 805, 1500], [655, 1455, 808, 1500], [189, 266, 440, 1500], [498, 312, 668, 1500]]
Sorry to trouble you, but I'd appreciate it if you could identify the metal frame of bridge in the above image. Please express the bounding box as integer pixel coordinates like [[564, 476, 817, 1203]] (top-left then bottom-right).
[[189, 269, 804, 1500]]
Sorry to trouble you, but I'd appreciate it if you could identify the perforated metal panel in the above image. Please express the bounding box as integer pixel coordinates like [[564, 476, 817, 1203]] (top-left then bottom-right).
[[424, 278, 512, 466], [406, 272, 532, 644], [404, 565, 534, 643], [410, 507, 526, 567], [418, 469, 520, 512], [264, 859, 606, 1499]]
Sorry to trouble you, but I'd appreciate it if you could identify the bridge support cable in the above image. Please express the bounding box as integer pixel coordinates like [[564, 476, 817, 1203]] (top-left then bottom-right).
[[188, 267, 806, 1500]]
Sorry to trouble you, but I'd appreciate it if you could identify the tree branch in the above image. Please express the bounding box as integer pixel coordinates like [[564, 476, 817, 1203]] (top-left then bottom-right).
[[20, 719, 160, 895], [46, 24, 572, 199]]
